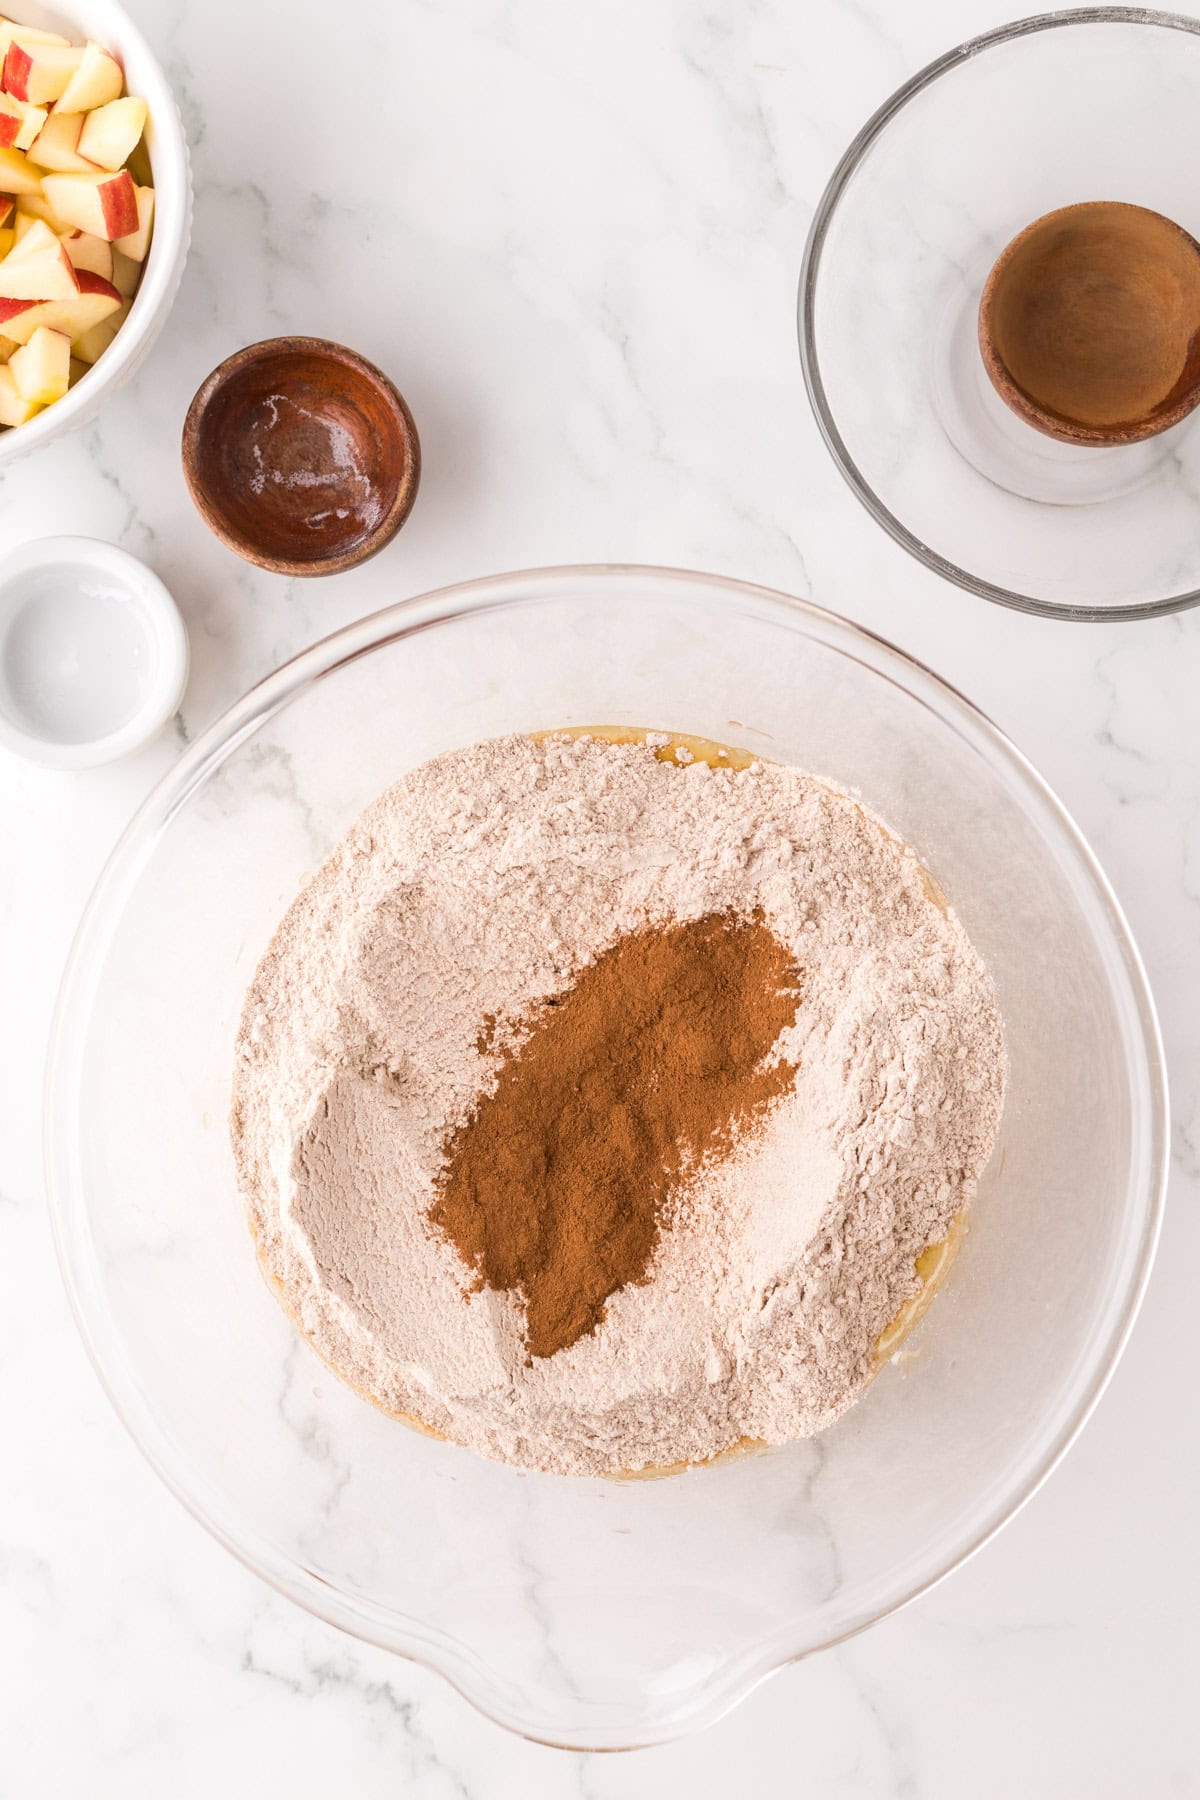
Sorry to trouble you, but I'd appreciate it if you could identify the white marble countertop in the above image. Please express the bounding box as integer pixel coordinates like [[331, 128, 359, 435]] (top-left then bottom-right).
[[2, 0, 1197, 1791]]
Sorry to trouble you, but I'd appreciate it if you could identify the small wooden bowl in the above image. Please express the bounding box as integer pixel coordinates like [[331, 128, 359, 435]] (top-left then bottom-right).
[[979, 201, 1200, 447], [182, 338, 420, 576]]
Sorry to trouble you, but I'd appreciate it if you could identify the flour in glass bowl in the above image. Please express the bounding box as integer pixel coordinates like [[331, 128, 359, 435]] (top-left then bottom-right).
[[231, 732, 1007, 1477]]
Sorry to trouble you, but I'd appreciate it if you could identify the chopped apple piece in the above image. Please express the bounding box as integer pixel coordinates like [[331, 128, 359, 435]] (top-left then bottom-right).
[[51, 39, 122, 114], [62, 229, 112, 281], [0, 360, 38, 422], [113, 184, 152, 261], [40, 168, 137, 239], [9, 322, 68, 401], [14, 190, 67, 231], [0, 256, 77, 301], [8, 216, 71, 261], [9, 219, 49, 253], [0, 20, 70, 56], [57, 267, 123, 338], [0, 293, 48, 339], [77, 95, 146, 171], [14, 97, 43, 148], [111, 246, 140, 296], [0, 24, 150, 420], [69, 319, 111, 364], [27, 108, 98, 172], [0, 269, 120, 344], [2, 39, 84, 106], [125, 134, 152, 187], [3, 215, 56, 257], [71, 296, 127, 364], [0, 221, 80, 299], [0, 90, 43, 149], [0, 143, 46, 193]]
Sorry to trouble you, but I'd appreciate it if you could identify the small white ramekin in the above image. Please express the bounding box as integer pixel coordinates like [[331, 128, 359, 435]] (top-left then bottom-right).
[[0, 0, 192, 468], [0, 536, 188, 768]]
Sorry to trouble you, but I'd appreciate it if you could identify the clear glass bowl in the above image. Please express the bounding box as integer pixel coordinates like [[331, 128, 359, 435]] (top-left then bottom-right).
[[799, 8, 1200, 620], [46, 567, 1166, 1748]]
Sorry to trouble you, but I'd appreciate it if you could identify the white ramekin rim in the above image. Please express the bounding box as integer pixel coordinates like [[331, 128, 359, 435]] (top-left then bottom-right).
[[0, 533, 188, 767]]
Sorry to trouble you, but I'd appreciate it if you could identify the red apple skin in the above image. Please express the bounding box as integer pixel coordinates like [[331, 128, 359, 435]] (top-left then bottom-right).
[[75, 270, 121, 302], [0, 296, 40, 328], [41, 171, 139, 241], [0, 276, 121, 344], [63, 231, 113, 281], [2, 42, 32, 102], [99, 172, 137, 238], [0, 108, 17, 150]]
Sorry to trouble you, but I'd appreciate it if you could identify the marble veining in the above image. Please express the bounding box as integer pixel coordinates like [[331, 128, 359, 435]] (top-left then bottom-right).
[[1, 0, 1197, 1791]]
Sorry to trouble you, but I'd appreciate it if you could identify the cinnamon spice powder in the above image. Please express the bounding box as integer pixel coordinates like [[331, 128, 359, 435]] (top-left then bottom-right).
[[429, 910, 801, 1359]]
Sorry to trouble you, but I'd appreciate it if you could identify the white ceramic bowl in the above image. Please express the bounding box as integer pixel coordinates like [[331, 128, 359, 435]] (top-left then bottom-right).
[[0, 0, 191, 467], [0, 535, 189, 766]]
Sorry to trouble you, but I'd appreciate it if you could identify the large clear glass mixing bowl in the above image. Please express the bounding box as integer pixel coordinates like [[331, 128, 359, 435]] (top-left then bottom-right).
[[46, 567, 1166, 1748]]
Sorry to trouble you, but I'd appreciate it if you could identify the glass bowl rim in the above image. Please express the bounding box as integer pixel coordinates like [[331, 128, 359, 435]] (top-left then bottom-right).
[[797, 6, 1200, 624], [43, 563, 1169, 1747]]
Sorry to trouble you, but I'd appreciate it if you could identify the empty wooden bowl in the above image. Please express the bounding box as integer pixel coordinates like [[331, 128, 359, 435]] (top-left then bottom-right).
[[978, 201, 1200, 447], [182, 338, 420, 576]]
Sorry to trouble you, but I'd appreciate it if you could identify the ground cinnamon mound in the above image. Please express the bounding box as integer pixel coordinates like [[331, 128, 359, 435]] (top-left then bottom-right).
[[429, 910, 801, 1359]]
